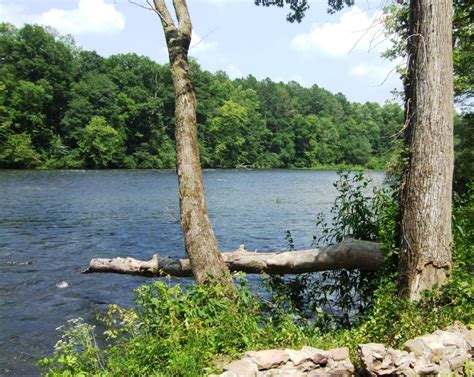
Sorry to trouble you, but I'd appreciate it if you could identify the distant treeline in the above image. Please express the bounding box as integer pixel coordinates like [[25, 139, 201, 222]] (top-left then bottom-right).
[[0, 23, 406, 169]]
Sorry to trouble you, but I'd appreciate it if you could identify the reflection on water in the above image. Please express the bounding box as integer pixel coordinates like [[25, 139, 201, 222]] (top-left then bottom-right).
[[0, 169, 383, 376]]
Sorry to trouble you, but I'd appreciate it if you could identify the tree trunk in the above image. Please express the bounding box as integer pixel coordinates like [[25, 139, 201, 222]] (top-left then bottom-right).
[[399, 0, 454, 300], [153, 0, 233, 287], [84, 238, 383, 277]]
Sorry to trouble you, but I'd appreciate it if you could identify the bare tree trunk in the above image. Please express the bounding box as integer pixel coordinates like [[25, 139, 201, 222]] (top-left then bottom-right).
[[153, 0, 233, 287], [399, 0, 454, 300], [84, 238, 383, 277]]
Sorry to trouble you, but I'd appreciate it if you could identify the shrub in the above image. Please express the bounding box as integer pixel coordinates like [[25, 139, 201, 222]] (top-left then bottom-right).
[[40, 276, 313, 376]]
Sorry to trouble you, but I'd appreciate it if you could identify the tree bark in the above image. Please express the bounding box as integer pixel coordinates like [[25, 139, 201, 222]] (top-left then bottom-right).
[[399, 0, 454, 300], [84, 238, 383, 277], [153, 0, 233, 287]]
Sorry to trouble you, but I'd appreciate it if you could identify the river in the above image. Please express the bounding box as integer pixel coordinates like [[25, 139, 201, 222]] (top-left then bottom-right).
[[0, 169, 384, 376]]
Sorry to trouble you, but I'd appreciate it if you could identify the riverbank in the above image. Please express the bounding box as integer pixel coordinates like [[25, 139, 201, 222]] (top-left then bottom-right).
[[215, 323, 474, 376]]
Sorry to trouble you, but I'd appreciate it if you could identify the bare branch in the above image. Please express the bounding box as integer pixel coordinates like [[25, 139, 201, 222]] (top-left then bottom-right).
[[190, 28, 217, 51], [128, 0, 169, 24]]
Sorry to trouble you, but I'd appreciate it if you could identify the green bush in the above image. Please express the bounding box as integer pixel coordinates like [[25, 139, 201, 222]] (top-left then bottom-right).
[[40, 276, 313, 376], [78, 116, 125, 168], [266, 171, 399, 328], [0, 127, 41, 168]]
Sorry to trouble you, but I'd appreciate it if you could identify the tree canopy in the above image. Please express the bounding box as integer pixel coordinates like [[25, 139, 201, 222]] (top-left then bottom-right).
[[0, 22, 405, 170]]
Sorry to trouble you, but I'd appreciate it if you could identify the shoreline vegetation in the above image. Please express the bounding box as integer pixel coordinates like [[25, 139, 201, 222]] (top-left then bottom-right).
[[0, 165, 380, 171], [1, 23, 403, 172]]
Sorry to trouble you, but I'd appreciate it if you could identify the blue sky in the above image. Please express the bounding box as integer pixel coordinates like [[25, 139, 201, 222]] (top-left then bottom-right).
[[0, 0, 403, 104]]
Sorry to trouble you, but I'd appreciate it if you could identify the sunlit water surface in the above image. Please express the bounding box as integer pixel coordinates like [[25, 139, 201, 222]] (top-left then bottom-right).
[[0, 169, 384, 376]]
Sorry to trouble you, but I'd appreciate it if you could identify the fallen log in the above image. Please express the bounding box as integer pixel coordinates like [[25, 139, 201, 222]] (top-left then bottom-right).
[[84, 238, 383, 277]]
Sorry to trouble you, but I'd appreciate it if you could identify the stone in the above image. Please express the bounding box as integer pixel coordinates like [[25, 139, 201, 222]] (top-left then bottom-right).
[[427, 342, 445, 363], [296, 360, 317, 372], [396, 368, 416, 377], [403, 339, 425, 357], [339, 358, 355, 373], [223, 358, 259, 377], [300, 347, 330, 365], [245, 350, 289, 370], [415, 364, 438, 375], [372, 352, 384, 360], [329, 347, 350, 362], [434, 330, 467, 348], [257, 367, 306, 377], [464, 330, 474, 349], [306, 371, 329, 377], [388, 348, 415, 368], [326, 367, 352, 377], [448, 355, 468, 370], [358, 343, 386, 373], [220, 372, 240, 377], [285, 349, 312, 366]]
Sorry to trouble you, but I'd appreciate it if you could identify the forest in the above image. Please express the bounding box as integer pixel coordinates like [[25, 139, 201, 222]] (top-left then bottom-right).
[[0, 22, 406, 171]]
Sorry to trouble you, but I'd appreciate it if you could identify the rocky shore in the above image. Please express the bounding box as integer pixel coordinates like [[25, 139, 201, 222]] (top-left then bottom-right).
[[212, 323, 473, 376]]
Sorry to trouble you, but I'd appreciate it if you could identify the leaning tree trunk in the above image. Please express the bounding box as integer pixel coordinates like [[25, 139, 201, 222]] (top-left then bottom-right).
[[399, 0, 454, 300], [153, 0, 233, 287]]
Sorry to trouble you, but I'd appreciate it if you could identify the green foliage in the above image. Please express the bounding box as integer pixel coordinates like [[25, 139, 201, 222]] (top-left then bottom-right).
[[40, 276, 312, 376], [0, 125, 41, 168], [266, 172, 399, 329], [453, 0, 473, 102], [79, 116, 125, 168], [39, 318, 104, 375], [454, 113, 474, 193], [0, 23, 404, 170], [336, 194, 474, 351]]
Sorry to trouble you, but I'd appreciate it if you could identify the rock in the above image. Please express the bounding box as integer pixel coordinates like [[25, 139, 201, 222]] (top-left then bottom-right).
[[300, 347, 330, 365], [295, 360, 317, 372], [415, 363, 438, 375], [463, 330, 474, 349], [403, 338, 425, 357], [285, 349, 312, 366], [329, 347, 350, 362], [359, 343, 386, 374], [326, 367, 352, 377], [220, 372, 240, 377], [448, 355, 467, 370], [223, 358, 259, 377], [338, 358, 355, 374], [388, 348, 414, 368], [306, 371, 329, 377], [245, 350, 289, 370], [427, 342, 445, 363], [261, 366, 306, 377], [434, 330, 467, 349], [219, 324, 472, 377]]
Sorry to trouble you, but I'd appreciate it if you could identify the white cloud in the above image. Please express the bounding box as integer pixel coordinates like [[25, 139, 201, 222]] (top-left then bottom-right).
[[38, 0, 125, 34], [0, 0, 125, 35], [291, 6, 389, 57], [190, 31, 218, 56]]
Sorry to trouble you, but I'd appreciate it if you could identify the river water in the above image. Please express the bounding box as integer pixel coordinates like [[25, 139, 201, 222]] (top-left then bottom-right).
[[0, 169, 383, 376]]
